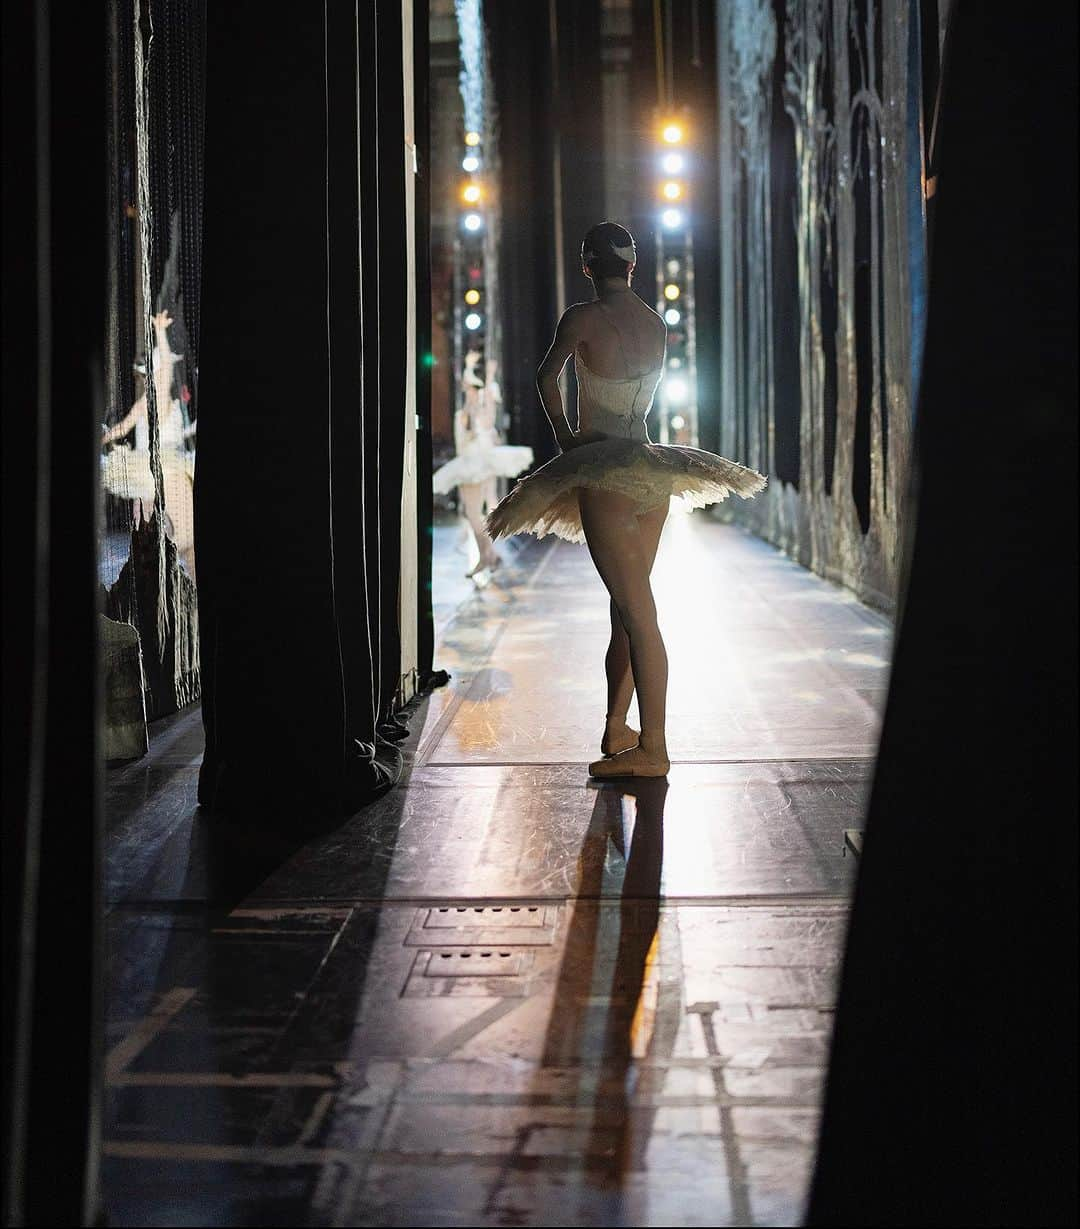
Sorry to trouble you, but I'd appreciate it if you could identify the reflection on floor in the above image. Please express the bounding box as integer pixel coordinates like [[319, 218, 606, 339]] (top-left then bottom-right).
[[103, 511, 891, 1226]]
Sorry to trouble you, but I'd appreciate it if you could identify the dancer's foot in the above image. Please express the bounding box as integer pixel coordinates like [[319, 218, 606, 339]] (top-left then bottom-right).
[[588, 746, 670, 779], [600, 723, 639, 757]]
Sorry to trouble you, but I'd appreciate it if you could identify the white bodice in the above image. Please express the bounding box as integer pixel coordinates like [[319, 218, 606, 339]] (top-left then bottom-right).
[[575, 352, 662, 442]]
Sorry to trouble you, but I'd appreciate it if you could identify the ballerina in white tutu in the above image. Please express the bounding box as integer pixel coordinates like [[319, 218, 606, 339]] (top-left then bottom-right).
[[485, 221, 766, 778], [433, 349, 533, 576], [102, 309, 198, 577]]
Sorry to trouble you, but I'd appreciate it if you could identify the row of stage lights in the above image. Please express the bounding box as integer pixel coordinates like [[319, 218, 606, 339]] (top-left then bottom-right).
[[459, 130, 486, 334], [654, 115, 694, 439]]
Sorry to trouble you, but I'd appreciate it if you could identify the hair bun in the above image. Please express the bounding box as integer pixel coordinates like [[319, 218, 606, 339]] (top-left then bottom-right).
[[581, 221, 637, 276]]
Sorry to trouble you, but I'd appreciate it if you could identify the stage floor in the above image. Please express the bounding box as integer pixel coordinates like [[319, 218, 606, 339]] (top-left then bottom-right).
[[102, 511, 891, 1226]]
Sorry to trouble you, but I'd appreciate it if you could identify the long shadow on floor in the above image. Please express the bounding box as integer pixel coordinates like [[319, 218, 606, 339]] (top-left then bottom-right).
[[493, 778, 673, 1217]]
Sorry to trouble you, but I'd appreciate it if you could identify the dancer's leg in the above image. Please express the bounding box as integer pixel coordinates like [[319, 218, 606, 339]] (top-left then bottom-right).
[[579, 490, 669, 764], [460, 482, 499, 572], [603, 505, 667, 745]]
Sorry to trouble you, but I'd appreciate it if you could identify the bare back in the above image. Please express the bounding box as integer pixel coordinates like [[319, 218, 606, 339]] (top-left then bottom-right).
[[576, 293, 666, 381]]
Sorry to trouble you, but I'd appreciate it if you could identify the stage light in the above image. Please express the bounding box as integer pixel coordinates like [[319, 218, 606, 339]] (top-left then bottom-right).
[[464, 312, 483, 331], [661, 208, 683, 229], [462, 154, 480, 172], [666, 258, 681, 276], [661, 152, 684, 175], [661, 180, 684, 201], [461, 182, 482, 204], [670, 413, 686, 430], [661, 121, 684, 144], [465, 130, 480, 146], [463, 212, 483, 232], [664, 307, 681, 325], [664, 283, 680, 301], [667, 376, 689, 402], [464, 288, 481, 305], [668, 356, 683, 369]]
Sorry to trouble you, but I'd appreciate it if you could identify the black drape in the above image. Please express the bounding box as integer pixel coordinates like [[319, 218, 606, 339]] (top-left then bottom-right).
[[488, 0, 560, 464], [196, 4, 408, 823], [373, 0, 409, 726], [806, 6, 1078, 1225], [414, 0, 436, 682], [3, 1, 106, 1222]]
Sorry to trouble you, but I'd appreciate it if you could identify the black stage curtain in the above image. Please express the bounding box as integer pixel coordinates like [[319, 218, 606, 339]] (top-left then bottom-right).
[[806, 6, 1078, 1225], [414, 0, 436, 682], [488, 0, 560, 464], [196, 4, 413, 823], [2, 1, 106, 1222]]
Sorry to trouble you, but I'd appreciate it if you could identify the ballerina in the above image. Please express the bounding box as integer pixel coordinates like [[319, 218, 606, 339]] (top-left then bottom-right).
[[433, 348, 533, 577], [485, 221, 767, 778], [102, 308, 197, 577]]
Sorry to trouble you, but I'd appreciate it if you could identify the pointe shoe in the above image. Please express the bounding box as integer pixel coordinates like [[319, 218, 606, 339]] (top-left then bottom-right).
[[588, 746, 670, 779], [600, 725, 639, 757]]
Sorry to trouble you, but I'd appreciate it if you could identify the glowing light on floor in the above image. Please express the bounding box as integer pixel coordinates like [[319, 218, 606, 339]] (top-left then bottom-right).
[[463, 212, 483, 232], [661, 152, 684, 174], [462, 154, 480, 172], [464, 311, 482, 330], [664, 307, 681, 325], [661, 208, 683, 230], [664, 283, 680, 300]]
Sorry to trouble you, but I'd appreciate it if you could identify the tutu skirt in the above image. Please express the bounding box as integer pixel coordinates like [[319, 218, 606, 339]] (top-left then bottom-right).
[[485, 437, 767, 543], [101, 446, 195, 502], [432, 442, 535, 494]]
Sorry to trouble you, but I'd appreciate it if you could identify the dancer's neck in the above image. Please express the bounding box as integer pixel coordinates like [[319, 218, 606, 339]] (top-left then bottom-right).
[[596, 280, 633, 301]]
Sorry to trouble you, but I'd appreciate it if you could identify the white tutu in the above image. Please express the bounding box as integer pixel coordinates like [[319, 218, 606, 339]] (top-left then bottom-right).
[[484, 353, 766, 543], [101, 445, 194, 502], [432, 438, 534, 494], [485, 435, 766, 543]]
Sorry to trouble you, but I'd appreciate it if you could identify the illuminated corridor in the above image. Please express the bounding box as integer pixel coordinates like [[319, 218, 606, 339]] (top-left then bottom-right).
[[102, 515, 888, 1226]]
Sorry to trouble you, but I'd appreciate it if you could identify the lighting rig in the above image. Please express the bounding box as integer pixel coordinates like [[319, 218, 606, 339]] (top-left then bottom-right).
[[454, 129, 486, 388], [653, 110, 698, 446]]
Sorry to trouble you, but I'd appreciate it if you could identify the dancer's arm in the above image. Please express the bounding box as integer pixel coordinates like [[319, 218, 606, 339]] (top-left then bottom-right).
[[537, 305, 590, 452], [102, 394, 146, 444]]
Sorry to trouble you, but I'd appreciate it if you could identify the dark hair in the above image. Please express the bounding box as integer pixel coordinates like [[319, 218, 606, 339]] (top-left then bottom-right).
[[581, 221, 636, 280]]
